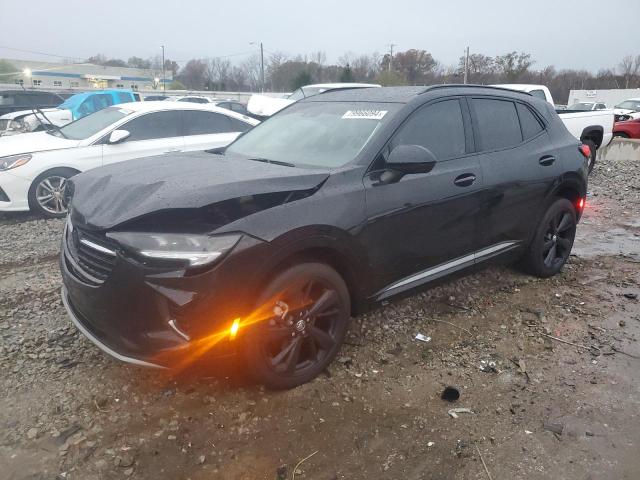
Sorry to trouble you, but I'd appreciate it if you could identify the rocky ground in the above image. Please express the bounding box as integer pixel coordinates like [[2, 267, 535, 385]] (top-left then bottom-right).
[[1, 145, 639, 480]]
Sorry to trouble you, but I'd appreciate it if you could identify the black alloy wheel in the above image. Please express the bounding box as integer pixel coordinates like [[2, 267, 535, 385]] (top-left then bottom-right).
[[522, 197, 577, 278], [243, 263, 350, 389]]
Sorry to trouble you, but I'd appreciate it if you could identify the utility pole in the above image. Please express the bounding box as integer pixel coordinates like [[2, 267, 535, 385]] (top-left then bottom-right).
[[260, 42, 265, 93], [463, 46, 469, 84], [388, 43, 396, 72], [161, 45, 166, 92]]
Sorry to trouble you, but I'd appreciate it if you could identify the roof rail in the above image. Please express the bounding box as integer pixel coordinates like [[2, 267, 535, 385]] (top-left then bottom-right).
[[420, 84, 533, 96]]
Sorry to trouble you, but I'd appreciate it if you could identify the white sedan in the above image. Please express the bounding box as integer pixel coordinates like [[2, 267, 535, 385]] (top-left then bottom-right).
[[0, 101, 258, 217]]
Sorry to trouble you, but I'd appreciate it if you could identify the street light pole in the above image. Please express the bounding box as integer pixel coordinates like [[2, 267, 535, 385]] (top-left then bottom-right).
[[161, 45, 166, 92], [260, 42, 265, 93]]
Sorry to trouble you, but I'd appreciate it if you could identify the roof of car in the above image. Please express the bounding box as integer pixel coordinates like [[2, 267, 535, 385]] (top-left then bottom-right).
[[308, 84, 533, 104], [114, 101, 259, 123]]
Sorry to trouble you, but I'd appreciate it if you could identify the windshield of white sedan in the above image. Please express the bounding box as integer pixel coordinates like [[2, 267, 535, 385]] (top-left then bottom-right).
[[54, 107, 132, 140], [616, 100, 640, 111], [226, 102, 396, 168]]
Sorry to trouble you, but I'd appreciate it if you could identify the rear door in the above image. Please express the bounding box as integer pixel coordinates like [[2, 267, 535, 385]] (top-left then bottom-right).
[[360, 97, 484, 296], [100, 110, 184, 166], [470, 97, 560, 256], [182, 110, 249, 151]]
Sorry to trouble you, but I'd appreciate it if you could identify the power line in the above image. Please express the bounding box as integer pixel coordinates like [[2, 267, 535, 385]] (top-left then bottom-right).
[[0, 45, 83, 61]]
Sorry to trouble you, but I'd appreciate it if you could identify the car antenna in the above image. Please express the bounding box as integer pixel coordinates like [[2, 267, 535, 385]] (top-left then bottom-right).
[[18, 82, 67, 138]]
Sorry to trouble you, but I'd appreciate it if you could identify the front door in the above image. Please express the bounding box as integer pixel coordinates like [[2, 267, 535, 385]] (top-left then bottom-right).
[[101, 110, 184, 166], [359, 98, 484, 297]]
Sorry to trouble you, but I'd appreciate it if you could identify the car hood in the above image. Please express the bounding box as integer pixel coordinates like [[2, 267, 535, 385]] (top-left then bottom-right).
[[614, 108, 637, 115], [69, 151, 330, 230], [0, 131, 80, 156]]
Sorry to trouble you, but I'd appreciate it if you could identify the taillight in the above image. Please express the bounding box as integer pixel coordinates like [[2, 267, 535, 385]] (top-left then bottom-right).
[[579, 144, 591, 159], [578, 197, 585, 210]]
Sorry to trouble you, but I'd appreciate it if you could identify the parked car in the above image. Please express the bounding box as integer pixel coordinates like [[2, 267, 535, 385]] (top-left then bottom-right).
[[168, 95, 213, 104], [613, 118, 640, 139], [1, 90, 141, 134], [613, 98, 640, 122], [0, 101, 258, 216], [144, 95, 169, 101], [61, 85, 588, 389], [0, 90, 69, 117], [247, 83, 381, 118], [497, 84, 613, 172], [567, 102, 608, 111]]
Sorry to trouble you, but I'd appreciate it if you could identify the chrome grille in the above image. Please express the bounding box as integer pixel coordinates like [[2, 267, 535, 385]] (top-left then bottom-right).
[[64, 219, 117, 285]]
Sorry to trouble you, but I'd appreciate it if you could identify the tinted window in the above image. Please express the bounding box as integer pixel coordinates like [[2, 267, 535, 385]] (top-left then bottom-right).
[[473, 99, 522, 150], [391, 99, 466, 160], [179, 97, 209, 104], [230, 103, 247, 114], [122, 111, 182, 141], [183, 111, 232, 135], [228, 117, 251, 133], [116, 92, 131, 104], [516, 103, 543, 140]]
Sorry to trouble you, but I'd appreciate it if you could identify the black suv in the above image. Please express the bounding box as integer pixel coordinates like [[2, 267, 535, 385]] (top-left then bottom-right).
[[61, 86, 588, 389]]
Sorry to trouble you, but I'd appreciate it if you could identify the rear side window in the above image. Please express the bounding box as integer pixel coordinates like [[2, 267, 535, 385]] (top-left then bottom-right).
[[183, 111, 232, 135], [516, 103, 544, 140], [391, 99, 466, 160], [122, 111, 182, 141], [116, 92, 132, 104], [473, 99, 522, 150], [228, 117, 251, 132], [529, 89, 546, 100]]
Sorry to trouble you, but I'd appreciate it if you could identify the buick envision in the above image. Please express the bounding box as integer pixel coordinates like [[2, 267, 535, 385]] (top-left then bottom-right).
[[61, 86, 588, 389]]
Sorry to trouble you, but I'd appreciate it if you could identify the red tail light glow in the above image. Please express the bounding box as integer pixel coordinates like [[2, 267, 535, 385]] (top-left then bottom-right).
[[579, 144, 591, 159], [578, 197, 585, 210]]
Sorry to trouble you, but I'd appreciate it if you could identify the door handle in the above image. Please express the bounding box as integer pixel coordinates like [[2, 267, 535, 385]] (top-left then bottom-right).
[[539, 155, 556, 166], [164, 148, 182, 154], [454, 173, 476, 187]]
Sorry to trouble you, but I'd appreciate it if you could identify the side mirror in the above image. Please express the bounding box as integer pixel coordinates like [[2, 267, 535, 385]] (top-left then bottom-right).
[[387, 144, 437, 174], [108, 129, 130, 144]]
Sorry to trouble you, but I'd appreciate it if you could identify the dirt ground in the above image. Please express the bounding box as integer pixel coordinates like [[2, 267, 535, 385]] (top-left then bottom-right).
[[1, 148, 639, 480]]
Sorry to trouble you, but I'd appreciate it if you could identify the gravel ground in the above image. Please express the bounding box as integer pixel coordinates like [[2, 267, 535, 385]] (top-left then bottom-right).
[[1, 144, 639, 480]]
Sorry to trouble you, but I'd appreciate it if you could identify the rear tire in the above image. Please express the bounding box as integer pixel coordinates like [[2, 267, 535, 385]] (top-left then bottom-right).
[[583, 139, 597, 174], [28, 168, 77, 218], [522, 198, 577, 278], [242, 262, 351, 389]]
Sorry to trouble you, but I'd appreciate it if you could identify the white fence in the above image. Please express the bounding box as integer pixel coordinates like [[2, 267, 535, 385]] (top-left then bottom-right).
[[568, 88, 640, 108]]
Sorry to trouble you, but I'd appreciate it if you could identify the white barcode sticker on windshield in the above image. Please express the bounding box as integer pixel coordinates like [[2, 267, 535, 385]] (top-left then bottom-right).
[[342, 110, 387, 120]]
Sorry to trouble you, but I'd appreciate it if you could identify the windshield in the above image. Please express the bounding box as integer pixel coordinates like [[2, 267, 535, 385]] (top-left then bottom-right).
[[615, 100, 640, 111], [568, 102, 594, 111], [54, 106, 132, 140], [226, 101, 397, 168]]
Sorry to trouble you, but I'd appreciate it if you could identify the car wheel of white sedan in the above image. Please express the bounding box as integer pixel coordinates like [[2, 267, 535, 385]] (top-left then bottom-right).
[[28, 168, 78, 218]]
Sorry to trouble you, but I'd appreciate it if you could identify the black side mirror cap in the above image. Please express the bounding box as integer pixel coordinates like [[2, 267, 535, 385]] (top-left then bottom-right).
[[387, 144, 437, 174]]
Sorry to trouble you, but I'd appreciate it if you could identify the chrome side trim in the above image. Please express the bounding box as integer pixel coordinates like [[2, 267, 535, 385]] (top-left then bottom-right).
[[385, 253, 475, 292], [382, 241, 518, 293], [61, 287, 165, 369], [79, 238, 116, 256]]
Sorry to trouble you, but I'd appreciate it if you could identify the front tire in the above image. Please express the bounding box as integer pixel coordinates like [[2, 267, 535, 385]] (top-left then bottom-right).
[[28, 168, 77, 218], [243, 262, 351, 389], [522, 198, 577, 278]]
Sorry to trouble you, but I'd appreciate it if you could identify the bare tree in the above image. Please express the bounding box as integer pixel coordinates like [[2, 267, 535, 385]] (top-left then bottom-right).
[[618, 55, 640, 88], [494, 51, 534, 82]]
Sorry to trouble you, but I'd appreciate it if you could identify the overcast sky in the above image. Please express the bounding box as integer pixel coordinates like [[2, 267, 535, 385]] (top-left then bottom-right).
[[1, 0, 638, 72]]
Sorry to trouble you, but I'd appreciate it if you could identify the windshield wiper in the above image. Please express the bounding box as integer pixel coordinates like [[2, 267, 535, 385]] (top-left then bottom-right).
[[248, 157, 295, 167]]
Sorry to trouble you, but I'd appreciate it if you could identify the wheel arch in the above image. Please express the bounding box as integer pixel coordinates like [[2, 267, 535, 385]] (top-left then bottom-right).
[[257, 231, 370, 316], [580, 126, 604, 148]]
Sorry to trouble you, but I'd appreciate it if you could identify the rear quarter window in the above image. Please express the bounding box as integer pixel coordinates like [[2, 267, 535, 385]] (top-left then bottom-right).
[[516, 103, 544, 140], [472, 98, 522, 151]]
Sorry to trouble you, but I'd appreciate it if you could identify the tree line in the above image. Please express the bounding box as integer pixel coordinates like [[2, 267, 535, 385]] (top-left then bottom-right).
[[170, 50, 640, 104], [4, 49, 640, 104]]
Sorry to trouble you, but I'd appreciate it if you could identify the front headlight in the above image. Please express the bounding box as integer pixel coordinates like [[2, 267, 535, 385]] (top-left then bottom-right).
[[105, 232, 241, 267], [0, 154, 32, 171]]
